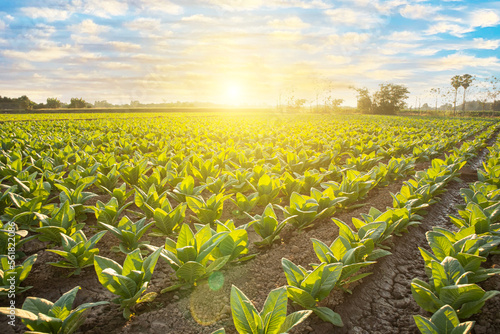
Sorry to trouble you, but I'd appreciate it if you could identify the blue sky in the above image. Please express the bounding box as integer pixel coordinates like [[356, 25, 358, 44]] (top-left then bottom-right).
[[0, 0, 499, 107]]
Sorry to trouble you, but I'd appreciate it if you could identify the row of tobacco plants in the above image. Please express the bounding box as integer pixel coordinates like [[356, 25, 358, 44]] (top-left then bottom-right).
[[411, 130, 500, 333], [0, 114, 498, 333]]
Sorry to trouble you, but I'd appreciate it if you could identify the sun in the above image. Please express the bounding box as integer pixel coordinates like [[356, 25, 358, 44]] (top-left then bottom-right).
[[224, 82, 243, 105]]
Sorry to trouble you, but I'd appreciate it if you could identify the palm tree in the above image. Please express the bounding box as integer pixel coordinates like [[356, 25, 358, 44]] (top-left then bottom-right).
[[461, 74, 473, 112], [451, 75, 461, 116]]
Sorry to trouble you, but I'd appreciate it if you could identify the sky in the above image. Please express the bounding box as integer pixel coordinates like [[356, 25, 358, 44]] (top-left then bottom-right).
[[0, 0, 499, 107]]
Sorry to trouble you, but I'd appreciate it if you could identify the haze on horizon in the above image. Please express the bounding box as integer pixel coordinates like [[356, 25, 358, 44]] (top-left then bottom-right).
[[0, 0, 499, 107]]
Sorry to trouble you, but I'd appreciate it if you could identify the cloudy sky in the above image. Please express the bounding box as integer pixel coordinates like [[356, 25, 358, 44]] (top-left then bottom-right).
[[0, 0, 499, 107]]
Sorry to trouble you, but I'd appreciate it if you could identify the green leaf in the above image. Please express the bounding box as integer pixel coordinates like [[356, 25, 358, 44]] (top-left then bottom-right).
[[260, 286, 287, 334], [230, 285, 260, 334], [413, 315, 439, 334], [286, 286, 316, 309], [313, 306, 343, 327], [281, 258, 306, 287], [49, 286, 80, 320], [430, 305, 460, 333], [278, 310, 312, 334], [176, 261, 206, 283]]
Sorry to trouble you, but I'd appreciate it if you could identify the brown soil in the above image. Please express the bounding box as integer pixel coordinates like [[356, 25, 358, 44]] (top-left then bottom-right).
[[2, 134, 499, 334]]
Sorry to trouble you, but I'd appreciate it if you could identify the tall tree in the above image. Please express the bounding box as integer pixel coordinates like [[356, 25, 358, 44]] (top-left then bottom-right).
[[46, 97, 61, 109], [460, 74, 473, 112], [451, 75, 462, 115], [353, 87, 372, 114], [372, 83, 409, 115]]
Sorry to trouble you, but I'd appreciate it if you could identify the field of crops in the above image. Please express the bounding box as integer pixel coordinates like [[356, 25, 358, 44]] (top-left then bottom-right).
[[1, 113, 499, 334]]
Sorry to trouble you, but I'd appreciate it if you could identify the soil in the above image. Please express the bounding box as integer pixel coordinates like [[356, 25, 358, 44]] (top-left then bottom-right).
[[2, 130, 499, 334]]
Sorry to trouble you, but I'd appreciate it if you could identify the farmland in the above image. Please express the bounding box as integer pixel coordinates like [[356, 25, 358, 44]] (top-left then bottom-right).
[[1, 113, 499, 334]]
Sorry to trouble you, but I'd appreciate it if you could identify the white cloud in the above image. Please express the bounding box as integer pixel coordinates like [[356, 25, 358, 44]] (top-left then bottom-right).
[[69, 19, 110, 43], [23, 24, 57, 41], [181, 14, 215, 23], [268, 16, 309, 30], [325, 8, 385, 29], [426, 8, 500, 37], [400, 4, 440, 20], [426, 22, 472, 37], [20, 7, 72, 22], [108, 41, 141, 51], [422, 53, 500, 71], [198, 0, 329, 11], [386, 30, 425, 42], [469, 9, 500, 28], [71, 0, 128, 18], [3, 44, 73, 62], [100, 62, 133, 70], [326, 55, 351, 65], [0, 19, 6, 30], [269, 30, 303, 42], [132, 0, 183, 15], [125, 17, 161, 31], [470, 38, 500, 50], [379, 42, 421, 55]]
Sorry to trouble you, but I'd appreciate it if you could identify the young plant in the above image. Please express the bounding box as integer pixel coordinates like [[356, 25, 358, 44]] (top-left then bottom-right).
[[0, 286, 108, 334], [248, 204, 294, 248], [101, 183, 133, 208], [231, 192, 259, 217], [449, 202, 500, 235], [413, 304, 474, 334], [119, 160, 151, 186], [99, 216, 153, 254], [248, 174, 282, 206], [411, 256, 499, 319], [0, 221, 36, 259], [210, 220, 256, 263], [169, 175, 206, 203], [212, 285, 312, 334], [134, 184, 169, 219], [149, 201, 187, 237], [148, 224, 230, 291], [282, 258, 344, 326], [92, 197, 132, 227], [94, 248, 162, 319], [275, 192, 324, 230], [46, 230, 106, 276], [418, 230, 500, 283], [186, 193, 232, 226], [95, 165, 120, 192], [0, 254, 37, 296], [321, 170, 375, 209], [55, 183, 98, 220], [35, 202, 85, 246]]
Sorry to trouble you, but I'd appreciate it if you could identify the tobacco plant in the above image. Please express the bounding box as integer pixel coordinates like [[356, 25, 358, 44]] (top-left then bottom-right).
[[212, 285, 312, 334], [282, 258, 343, 326], [0, 286, 108, 334], [47, 230, 106, 276], [94, 248, 162, 319]]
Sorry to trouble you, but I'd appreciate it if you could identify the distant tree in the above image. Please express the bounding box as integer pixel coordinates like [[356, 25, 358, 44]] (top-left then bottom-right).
[[353, 87, 372, 114], [46, 97, 61, 109], [18, 95, 33, 110], [372, 83, 409, 115], [460, 74, 474, 112], [94, 100, 113, 108], [493, 100, 500, 111], [69, 97, 87, 108], [325, 97, 343, 113], [451, 75, 462, 115]]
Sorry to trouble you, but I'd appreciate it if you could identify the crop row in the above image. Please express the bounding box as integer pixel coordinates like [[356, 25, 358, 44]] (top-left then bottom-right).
[[411, 130, 500, 333]]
